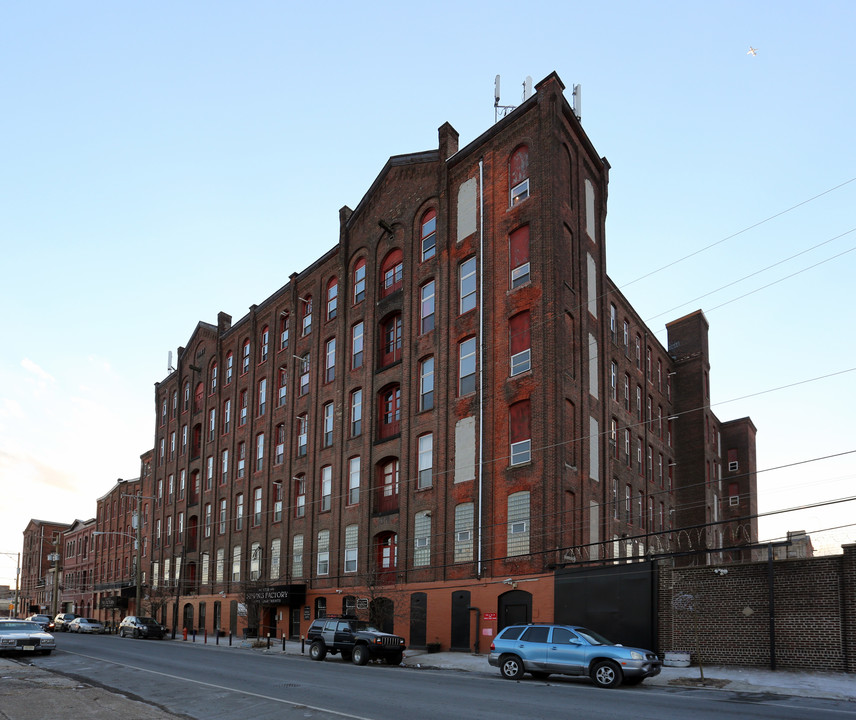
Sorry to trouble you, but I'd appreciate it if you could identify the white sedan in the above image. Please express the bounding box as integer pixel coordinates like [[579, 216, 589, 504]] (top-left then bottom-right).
[[68, 617, 105, 634], [0, 619, 57, 655]]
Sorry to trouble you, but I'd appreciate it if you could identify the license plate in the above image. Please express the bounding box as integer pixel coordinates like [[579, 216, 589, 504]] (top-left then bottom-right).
[[23, 645, 35, 651]]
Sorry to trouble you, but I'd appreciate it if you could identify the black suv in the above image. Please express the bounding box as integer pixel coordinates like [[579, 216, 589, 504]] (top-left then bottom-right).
[[118, 616, 166, 639], [306, 616, 406, 666]]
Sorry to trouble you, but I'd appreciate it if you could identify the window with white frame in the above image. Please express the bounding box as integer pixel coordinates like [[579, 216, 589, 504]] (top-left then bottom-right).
[[298, 353, 310, 396], [292, 534, 303, 578], [273, 482, 283, 522], [509, 400, 532, 466], [350, 388, 362, 437], [413, 510, 431, 567], [419, 356, 434, 411], [459, 257, 477, 314], [509, 311, 531, 376], [232, 545, 241, 582], [215, 548, 224, 583], [454, 502, 474, 562], [351, 321, 364, 369], [325, 338, 336, 383], [258, 378, 267, 416], [219, 499, 226, 535], [277, 367, 287, 407], [301, 297, 312, 336], [294, 476, 305, 518], [279, 313, 289, 350], [353, 259, 366, 304], [326, 277, 338, 321], [242, 340, 251, 374], [253, 487, 262, 526], [507, 491, 530, 556], [317, 529, 330, 576], [235, 494, 244, 530], [256, 433, 264, 471], [296, 414, 307, 457], [420, 280, 435, 333], [221, 448, 229, 484], [509, 225, 530, 288], [323, 402, 334, 447], [348, 457, 361, 505], [509, 146, 530, 206], [421, 209, 436, 261], [320, 465, 332, 512], [344, 524, 358, 573], [418, 433, 433, 489], [459, 337, 476, 395], [275, 423, 285, 464]]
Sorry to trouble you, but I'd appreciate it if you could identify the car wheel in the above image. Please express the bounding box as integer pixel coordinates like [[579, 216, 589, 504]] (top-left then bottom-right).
[[591, 660, 622, 688], [530, 671, 551, 680], [133, 628, 141, 639], [352, 645, 369, 666], [499, 654, 525, 680], [309, 641, 327, 661], [386, 652, 403, 665]]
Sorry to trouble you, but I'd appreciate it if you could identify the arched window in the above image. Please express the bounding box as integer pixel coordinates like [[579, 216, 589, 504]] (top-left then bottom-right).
[[375, 458, 399, 513], [301, 297, 312, 336], [420, 209, 437, 261], [326, 277, 338, 320], [260, 326, 269, 363], [509, 145, 530, 206], [374, 532, 398, 584], [380, 249, 403, 297], [194, 382, 204, 413], [378, 385, 401, 439], [353, 258, 366, 304], [509, 225, 530, 288], [379, 314, 402, 367]]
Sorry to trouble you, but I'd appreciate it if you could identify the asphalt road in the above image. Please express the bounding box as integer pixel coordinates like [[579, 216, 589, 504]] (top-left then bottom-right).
[[36, 633, 856, 720]]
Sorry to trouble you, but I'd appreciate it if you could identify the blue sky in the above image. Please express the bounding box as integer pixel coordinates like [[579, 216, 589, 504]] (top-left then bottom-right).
[[1, 1, 854, 587]]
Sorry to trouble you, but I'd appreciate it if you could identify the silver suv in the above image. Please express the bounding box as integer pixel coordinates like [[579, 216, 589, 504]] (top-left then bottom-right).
[[489, 624, 661, 688]]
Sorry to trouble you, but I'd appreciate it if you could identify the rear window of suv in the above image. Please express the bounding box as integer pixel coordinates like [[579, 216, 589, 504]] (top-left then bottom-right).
[[497, 626, 526, 641]]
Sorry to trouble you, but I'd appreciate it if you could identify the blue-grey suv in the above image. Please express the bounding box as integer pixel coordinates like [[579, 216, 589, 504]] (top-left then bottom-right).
[[489, 624, 661, 688]]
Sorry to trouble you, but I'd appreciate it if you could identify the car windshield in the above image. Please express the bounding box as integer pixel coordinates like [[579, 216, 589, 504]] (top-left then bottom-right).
[[351, 621, 382, 633], [138, 617, 159, 626], [1, 622, 41, 632], [85, 619, 99, 623], [575, 628, 614, 646]]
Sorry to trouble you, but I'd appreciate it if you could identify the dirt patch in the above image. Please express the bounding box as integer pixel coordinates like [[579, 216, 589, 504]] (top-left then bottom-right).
[[668, 677, 731, 689]]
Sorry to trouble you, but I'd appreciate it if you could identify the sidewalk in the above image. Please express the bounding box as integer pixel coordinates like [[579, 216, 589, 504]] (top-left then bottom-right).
[[1, 641, 853, 720]]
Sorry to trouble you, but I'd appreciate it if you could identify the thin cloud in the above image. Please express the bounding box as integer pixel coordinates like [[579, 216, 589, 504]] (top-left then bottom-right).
[[21, 358, 55, 383]]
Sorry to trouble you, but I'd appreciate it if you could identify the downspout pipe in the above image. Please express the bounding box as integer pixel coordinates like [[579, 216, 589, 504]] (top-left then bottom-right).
[[477, 158, 485, 578]]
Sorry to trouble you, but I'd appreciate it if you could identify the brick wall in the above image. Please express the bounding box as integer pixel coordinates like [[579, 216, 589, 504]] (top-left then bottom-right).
[[658, 544, 856, 671]]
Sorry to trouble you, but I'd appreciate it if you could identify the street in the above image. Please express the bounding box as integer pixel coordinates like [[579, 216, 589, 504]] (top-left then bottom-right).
[[32, 633, 856, 720]]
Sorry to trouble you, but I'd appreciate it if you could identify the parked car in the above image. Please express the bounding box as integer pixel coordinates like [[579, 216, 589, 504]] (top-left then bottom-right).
[[306, 615, 406, 665], [53, 612, 81, 632], [118, 616, 166, 639], [68, 617, 105, 634], [25, 614, 54, 632], [488, 624, 661, 688], [0, 619, 57, 655]]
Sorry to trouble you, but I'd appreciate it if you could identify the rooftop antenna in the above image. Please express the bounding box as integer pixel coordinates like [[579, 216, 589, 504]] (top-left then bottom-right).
[[572, 84, 582, 121], [522, 76, 533, 101], [167, 351, 175, 374], [494, 74, 516, 122]]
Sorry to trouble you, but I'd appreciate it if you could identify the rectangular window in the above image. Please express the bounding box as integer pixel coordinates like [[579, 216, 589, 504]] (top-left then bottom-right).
[[277, 368, 287, 407], [412, 432, 434, 494], [206, 455, 214, 489], [420, 281, 435, 333], [299, 354, 310, 396], [235, 494, 244, 530], [454, 503, 474, 562], [510, 177, 529, 206], [302, 297, 312, 336], [509, 225, 530, 288], [297, 415, 308, 457], [344, 524, 358, 573], [348, 457, 360, 505], [419, 357, 434, 411], [421, 212, 436, 261], [351, 322, 364, 369], [258, 378, 267, 417], [253, 487, 262, 526], [413, 511, 431, 567], [223, 399, 231, 433], [459, 257, 477, 314], [208, 408, 216, 440], [221, 449, 229, 484], [459, 337, 476, 395], [219, 499, 227, 535], [273, 482, 283, 522], [316, 530, 329, 576], [270, 538, 281, 580], [507, 491, 530, 556], [325, 338, 336, 383], [238, 441, 246, 478], [239, 390, 248, 426], [509, 312, 531, 376], [351, 389, 362, 437], [509, 401, 531, 466], [232, 545, 241, 582], [321, 465, 332, 512], [279, 313, 289, 350], [327, 281, 338, 321], [323, 402, 334, 447], [380, 315, 402, 366], [353, 261, 366, 304], [294, 477, 305, 518], [275, 423, 285, 464], [292, 535, 303, 578]]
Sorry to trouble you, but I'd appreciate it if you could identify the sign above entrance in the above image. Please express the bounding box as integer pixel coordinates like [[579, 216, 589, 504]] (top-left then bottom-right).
[[244, 584, 306, 606]]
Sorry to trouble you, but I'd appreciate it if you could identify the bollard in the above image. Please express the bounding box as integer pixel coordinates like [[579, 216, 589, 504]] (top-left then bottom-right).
[[204, 629, 208, 644], [282, 634, 286, 652], [216, 630, 219, 646], [301, 635, 305, 654], [192, 629, 196, 643], [267, 633, 271, 649], [229, 632, 232, 646]]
